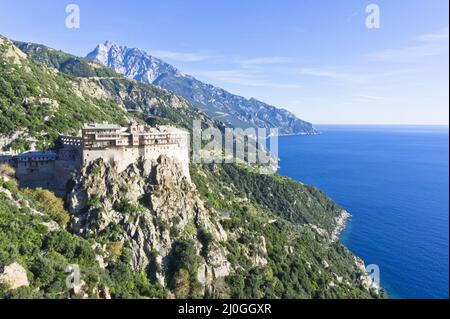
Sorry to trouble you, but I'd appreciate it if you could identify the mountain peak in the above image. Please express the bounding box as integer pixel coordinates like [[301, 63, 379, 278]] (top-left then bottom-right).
[[103, 40, 118, 48], [86, 42, 317, 135], [100, 40, 131, 52], [87, 41, 178, 84], [87, 40, 127, 67]]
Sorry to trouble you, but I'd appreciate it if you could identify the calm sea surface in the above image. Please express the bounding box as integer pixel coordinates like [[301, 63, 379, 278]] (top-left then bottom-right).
[[278, 125, 449, 299]]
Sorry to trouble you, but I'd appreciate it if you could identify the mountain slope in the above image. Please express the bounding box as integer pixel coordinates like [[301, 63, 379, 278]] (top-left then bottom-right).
[[86, 41, 317, 135], [1, 36, 382, 299], [1, 38, 221, 151], [64, 156, 380, 298], [12, 40, 222, 131], [0, 36, 131, 150], [0, 169, 162, 298]]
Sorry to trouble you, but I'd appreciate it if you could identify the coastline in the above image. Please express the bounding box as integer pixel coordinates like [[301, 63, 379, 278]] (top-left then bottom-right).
[[274, 130, 321, 137], [331, 209, 350, 242], [332, 209, 383, 296], [277, 132, 388, 297]]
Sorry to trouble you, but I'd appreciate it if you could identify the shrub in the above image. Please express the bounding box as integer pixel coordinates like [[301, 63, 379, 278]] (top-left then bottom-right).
[[197, 227, 214, 258], [88, 195, 101, 209], [106, 241, 123, 259], [168, 239, 202, 298], [172, 268, 190, 299], [42, 231, 78, 258], [23, 188, 70, 227], [0, 164, 15, 178], [114, 200, 146, 215]]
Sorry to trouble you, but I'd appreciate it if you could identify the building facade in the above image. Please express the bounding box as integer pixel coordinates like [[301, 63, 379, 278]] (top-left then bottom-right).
[[13, 136, 83, 196], [4, 122, 190, 196], [82, 122, 190, 180]]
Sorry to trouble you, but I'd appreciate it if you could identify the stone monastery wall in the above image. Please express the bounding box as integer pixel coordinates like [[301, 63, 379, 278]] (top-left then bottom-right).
[[83, 143, 190, 181]]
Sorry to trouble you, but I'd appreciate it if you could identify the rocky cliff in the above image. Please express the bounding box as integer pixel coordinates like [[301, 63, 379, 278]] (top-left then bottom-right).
[[0, 152, 382, 298], [62, 156, 382, 298], [67, 156, 232, 297]]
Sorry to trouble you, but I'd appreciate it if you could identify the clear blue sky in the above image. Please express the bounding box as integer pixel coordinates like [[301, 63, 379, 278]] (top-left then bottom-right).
[[1, 0, 448, 124]]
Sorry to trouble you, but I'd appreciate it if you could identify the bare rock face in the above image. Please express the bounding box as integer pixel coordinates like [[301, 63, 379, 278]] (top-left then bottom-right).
[[251, 236, 268, 267], [0, 262, 29, 290], [0, 36, 27, 66], [67, 155, 230, 294], [354, 257, 380, 294]]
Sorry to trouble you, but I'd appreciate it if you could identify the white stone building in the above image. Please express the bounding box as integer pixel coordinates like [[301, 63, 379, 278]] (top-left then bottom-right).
[[82, 122, 190, 181], [8, 122, 190, 196]]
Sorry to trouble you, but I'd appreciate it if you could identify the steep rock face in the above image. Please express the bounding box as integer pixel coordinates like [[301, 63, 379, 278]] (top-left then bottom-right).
[[1, 36, 382, 299], [87, 41, 180, 84], [67, 155, 230, 294], [86, 41, 318, 135]]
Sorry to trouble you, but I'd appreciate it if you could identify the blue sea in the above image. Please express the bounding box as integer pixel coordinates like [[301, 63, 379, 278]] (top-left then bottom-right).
[[278, 125, 449, 299]]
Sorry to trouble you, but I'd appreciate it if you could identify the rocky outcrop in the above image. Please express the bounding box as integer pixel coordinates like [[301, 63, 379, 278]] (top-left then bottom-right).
[[0, 36, 27, 66], [354, 257, 381, 293], [67, 155, 230, 294], [0, 262, 29, 290], [248, 235, 268, 267], [331, 210, 350, 242]]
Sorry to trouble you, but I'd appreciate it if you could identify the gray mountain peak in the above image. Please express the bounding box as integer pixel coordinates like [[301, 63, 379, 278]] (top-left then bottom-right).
[[86, 42, 317, 135]]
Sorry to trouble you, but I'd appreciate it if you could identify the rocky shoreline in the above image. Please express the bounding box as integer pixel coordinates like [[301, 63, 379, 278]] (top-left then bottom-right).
[[331, 209, 351, 242], [354, 256, 382, 294], [333, 209, 383, 296]]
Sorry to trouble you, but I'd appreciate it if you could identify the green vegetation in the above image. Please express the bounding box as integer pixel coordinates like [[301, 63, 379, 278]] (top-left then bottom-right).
[[197, 227, 214, 258], [106, 241, 123, 260], [224, 216, 378, 298], [0, 37, 384, 299], [13, 41, 119, 78], [5, 40, 221, 143], [0, 182, 163, 299], [114, 200, 146, 215], [0, 40, 131, 147], [22, 188, 70, 227], [191, 163, 343, 233], [191, 163, 382, 299], [168, 239, 202, 299], [1, 38, 218, 151], [0, 190, 102, 298], [107, 248, 164, 299], [87, 195, 101, 210]]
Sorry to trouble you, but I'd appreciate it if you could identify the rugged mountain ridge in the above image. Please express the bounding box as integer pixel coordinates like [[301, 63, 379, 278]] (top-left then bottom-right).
[[86, 41, 317, 135]]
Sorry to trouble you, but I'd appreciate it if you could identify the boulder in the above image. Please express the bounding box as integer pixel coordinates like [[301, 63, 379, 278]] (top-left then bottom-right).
[[0, 262, 29, 290]]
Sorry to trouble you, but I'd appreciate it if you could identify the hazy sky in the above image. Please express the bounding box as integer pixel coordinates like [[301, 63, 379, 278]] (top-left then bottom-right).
[[0, 0, 448, 124]]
